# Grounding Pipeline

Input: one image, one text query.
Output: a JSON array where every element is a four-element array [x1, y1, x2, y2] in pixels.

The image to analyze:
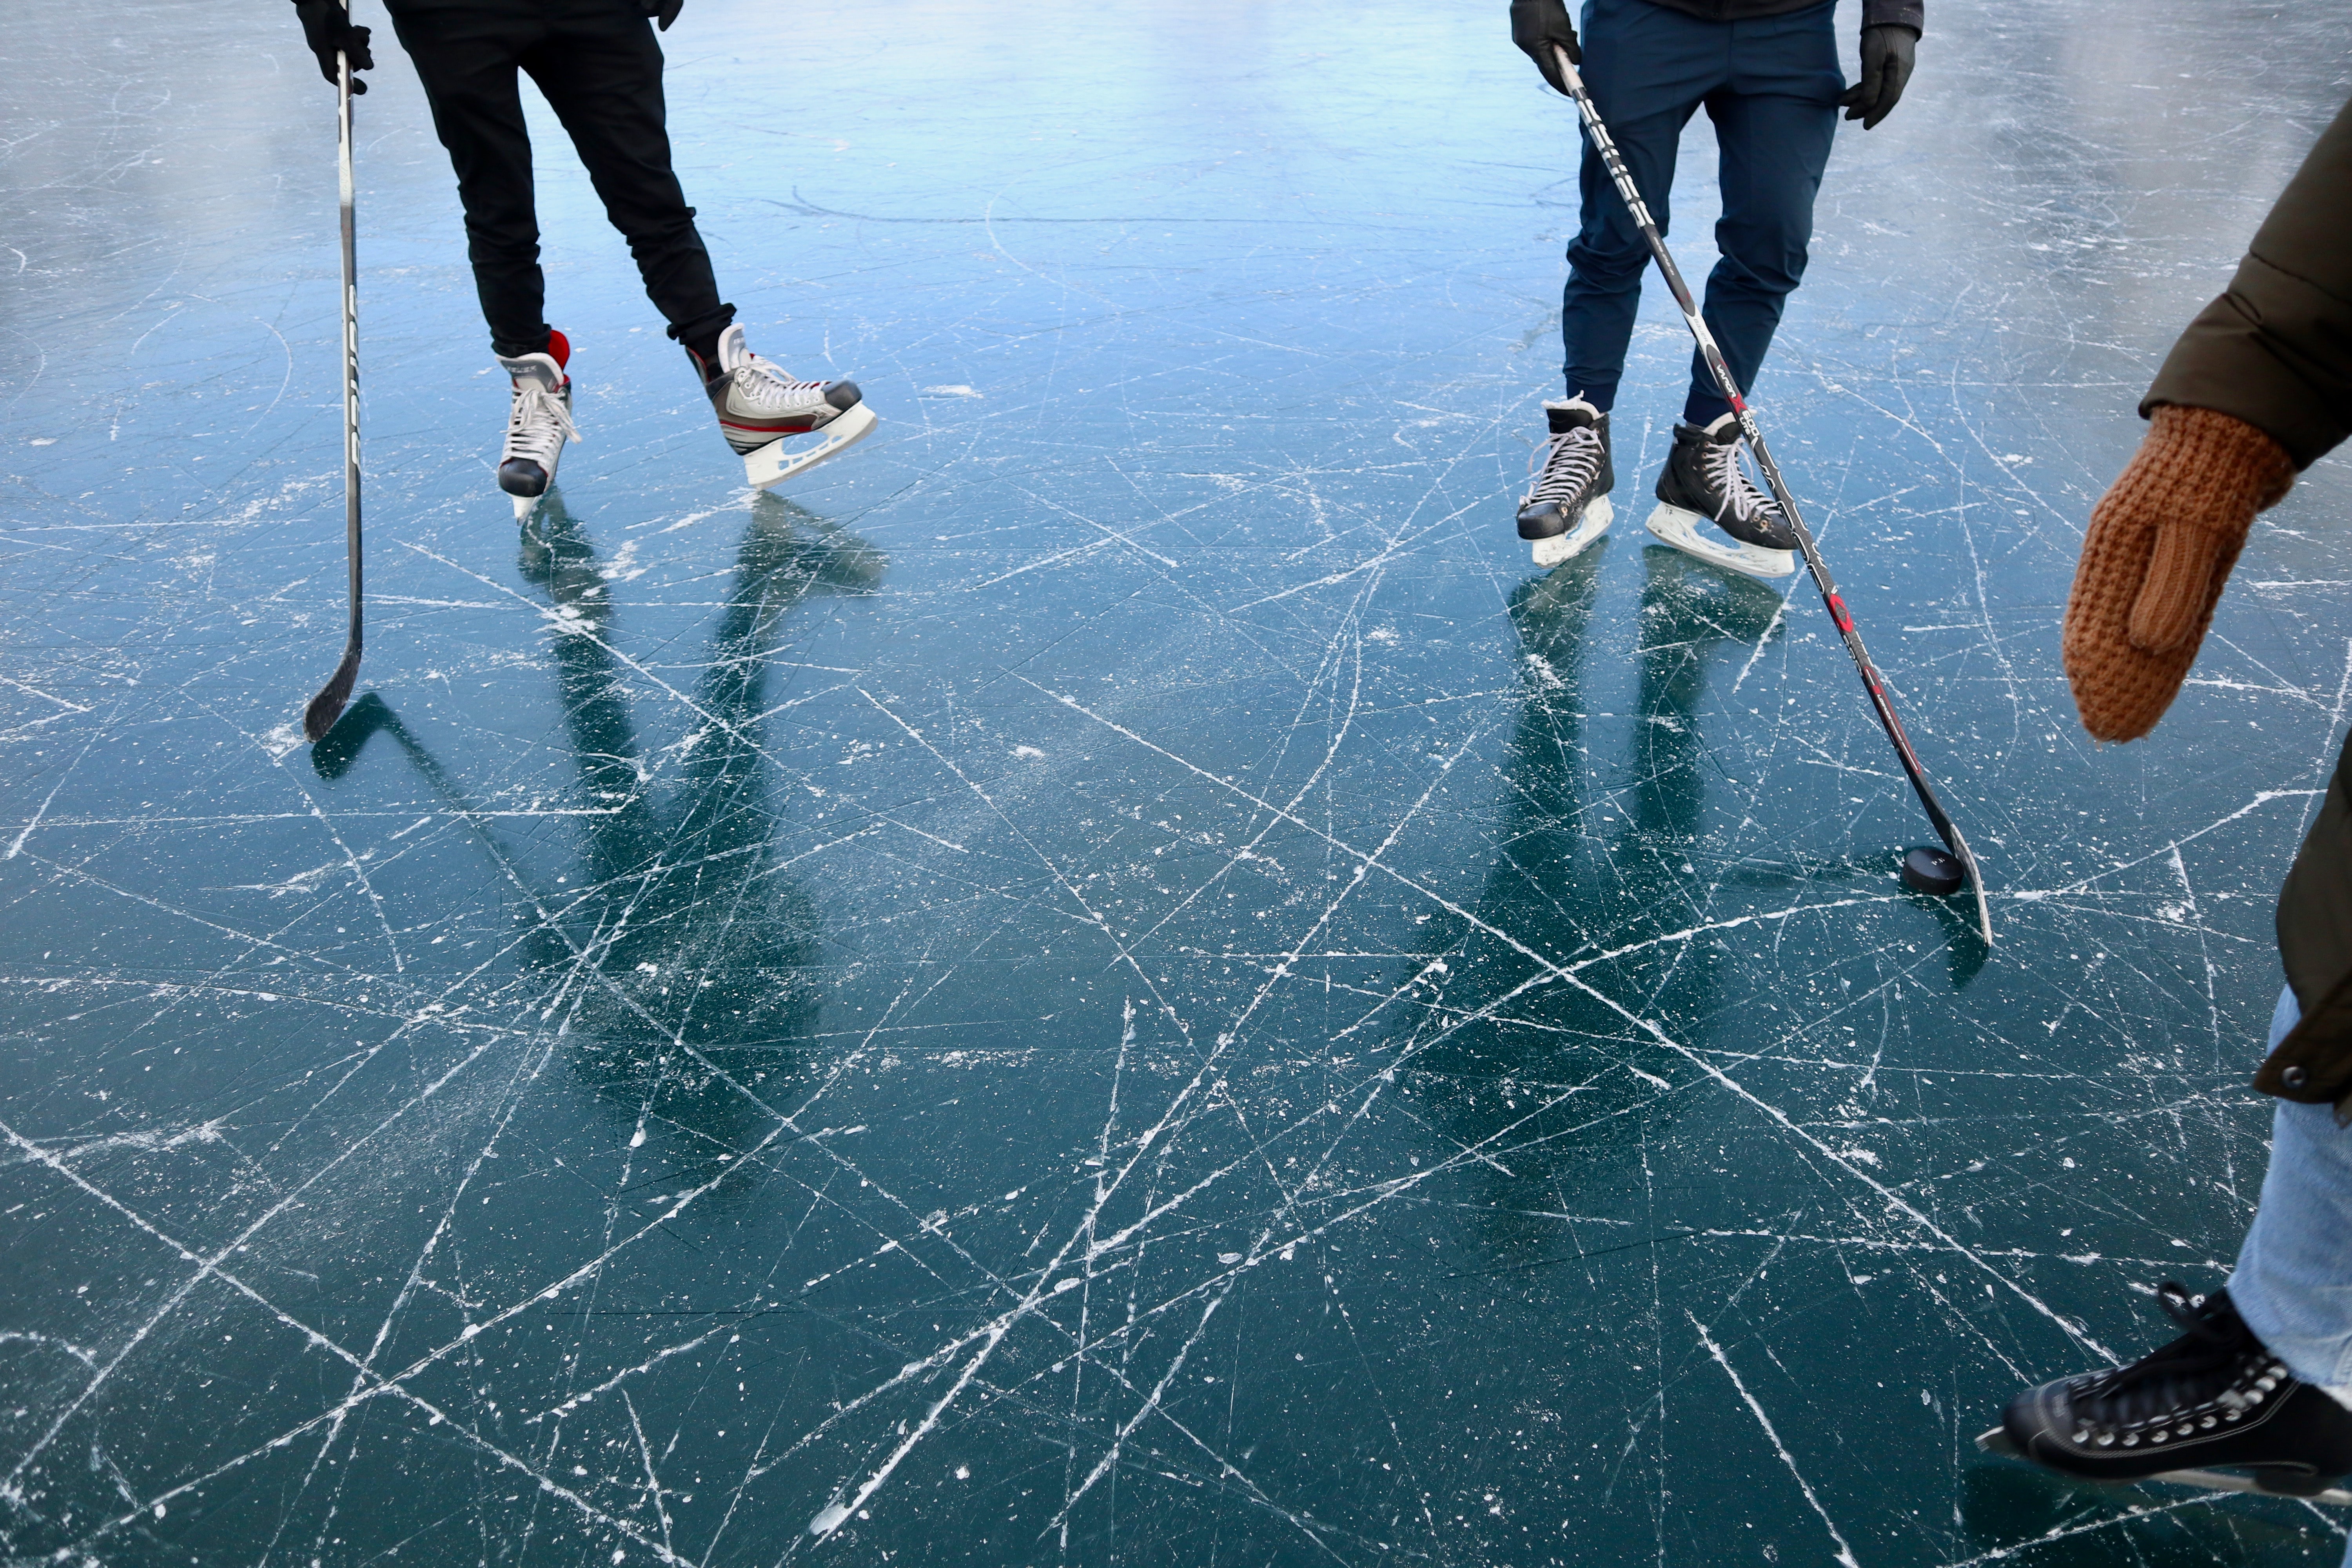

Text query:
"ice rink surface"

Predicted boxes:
[[5, 0, 2352, 1562]]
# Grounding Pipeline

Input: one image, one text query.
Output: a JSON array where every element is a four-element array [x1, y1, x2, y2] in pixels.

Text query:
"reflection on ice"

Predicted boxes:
[[3, 0, 2351, 1563]]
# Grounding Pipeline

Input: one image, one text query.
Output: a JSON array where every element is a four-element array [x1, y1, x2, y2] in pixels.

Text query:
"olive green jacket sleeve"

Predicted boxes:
[[2142, 96, 2352, 471]]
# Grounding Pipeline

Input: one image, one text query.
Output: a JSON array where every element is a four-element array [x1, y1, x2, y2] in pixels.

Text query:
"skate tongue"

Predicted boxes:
[[715, 322, 752, 375], [498, 351, 565, 393], [1543, 396, 1602, 435]]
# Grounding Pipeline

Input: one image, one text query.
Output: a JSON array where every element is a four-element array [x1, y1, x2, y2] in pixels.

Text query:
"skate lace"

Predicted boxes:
[[730, 355, 828, 415], [2080, 1281, 2276, 1429], [1526, 425, 1602, 503], [1703, 434, 1783, 529], [507, 384, 579, 466]]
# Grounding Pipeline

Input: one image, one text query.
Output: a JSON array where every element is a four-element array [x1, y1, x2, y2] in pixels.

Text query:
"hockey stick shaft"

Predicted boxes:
[[1551, 45, 1990, 941], [303, 35, 365, 742]]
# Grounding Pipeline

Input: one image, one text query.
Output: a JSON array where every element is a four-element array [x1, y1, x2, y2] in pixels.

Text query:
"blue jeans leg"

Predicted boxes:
[[2231, 987, 2352, 1407]]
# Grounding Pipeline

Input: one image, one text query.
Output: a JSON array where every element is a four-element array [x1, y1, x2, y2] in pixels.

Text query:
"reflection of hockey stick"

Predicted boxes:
[[1975, 1426, 2352, 1507], [303, 24, 366, 742], [1551, 44, 1992, 944], [312, 694, 556, 919]]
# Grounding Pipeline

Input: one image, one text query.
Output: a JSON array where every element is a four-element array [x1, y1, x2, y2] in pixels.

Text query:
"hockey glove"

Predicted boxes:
[[291, 0, 374, 93], [643, 0, 684, 30], [1510, 0, 1580, 93], [1838, 24, 1916, 129], [2062, 404, 2296, 742]]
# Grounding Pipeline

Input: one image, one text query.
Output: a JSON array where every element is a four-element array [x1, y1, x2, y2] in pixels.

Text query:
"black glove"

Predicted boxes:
[[1839, 24, 1916, 129], [644, 0, 683, 30], [1510, 0, 1580, 94], [292, 0, 374, 93]]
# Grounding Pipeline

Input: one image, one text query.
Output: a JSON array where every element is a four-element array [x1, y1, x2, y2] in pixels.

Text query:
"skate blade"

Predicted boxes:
[[743, 401, 878, 490], [1530, 497, 1613, 569], [1973, 1426, 2352, 1507], [1642, 503, 1795, 581]]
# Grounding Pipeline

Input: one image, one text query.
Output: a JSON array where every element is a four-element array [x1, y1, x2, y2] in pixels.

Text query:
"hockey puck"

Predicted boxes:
[[1899, 846, 1965, 897]]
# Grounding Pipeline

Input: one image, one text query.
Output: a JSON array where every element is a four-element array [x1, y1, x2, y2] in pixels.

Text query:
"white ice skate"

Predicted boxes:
[[496, 332, 578, 520], [1642, 412, 1796, 581], [697, 323, 875, 490]]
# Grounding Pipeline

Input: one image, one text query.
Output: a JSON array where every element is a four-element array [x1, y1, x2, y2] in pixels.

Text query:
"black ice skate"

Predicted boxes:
[[496, 329, 578, 519], [1644, 412, 1797, 581], [687, 323, 876, 491], [1516, 397, 1614, 568], [1982, 1282, 2352, 1502]]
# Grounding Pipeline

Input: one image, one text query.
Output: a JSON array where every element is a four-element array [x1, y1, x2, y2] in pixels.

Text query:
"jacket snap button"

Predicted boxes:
[[2284, 1065, 2311, 1090]]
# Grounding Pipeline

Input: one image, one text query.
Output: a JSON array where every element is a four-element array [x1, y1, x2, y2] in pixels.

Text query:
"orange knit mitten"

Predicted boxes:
[[2061, 404, 2296, 742]]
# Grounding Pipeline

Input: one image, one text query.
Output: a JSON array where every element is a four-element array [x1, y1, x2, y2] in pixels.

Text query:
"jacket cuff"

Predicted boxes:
[[1862, 0, 1923, 33], [2143, 254, 2352, 471]]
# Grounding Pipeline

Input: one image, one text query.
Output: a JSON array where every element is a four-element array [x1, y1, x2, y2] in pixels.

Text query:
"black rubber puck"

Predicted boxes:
[[1900, 846, 1965, 896]]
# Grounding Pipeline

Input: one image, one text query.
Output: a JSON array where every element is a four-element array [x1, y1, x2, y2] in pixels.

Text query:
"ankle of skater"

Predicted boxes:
[[1682, 388, 1734, 431], [672, 304, 740, 388]]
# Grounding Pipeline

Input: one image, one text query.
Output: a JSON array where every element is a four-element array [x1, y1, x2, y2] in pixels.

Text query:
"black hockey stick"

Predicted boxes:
[[303, 29, 365, 742], [1550, 44, 1992, 942]]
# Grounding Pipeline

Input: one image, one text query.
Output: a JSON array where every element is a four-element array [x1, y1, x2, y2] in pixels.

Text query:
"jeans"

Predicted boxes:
[[386, 0, 734, 358], [1559, 0, 1842, 426], [2232, 986, 2352, 1404]]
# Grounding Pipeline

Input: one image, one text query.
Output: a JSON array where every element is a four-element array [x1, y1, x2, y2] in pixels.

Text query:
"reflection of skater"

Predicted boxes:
[[1507, 0, 1918, 575], [1412, 547, 1783, 1125], [315, 494, 883, 1165], [1994, 103, 2352, 1508], [513, 494, 882, 1159], [286, 0, 872, 513]]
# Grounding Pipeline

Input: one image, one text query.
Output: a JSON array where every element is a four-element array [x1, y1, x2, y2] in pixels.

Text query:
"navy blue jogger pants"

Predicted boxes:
[[1561, 0, 1844, 426]]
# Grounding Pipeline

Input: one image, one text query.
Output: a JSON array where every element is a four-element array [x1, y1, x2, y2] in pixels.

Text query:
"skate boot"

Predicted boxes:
[[689, 323, 876, 490], [1517, 397, 1614, 568], [1644, 412, 1797, 581], [1996, 1282, 2352, 1497], [497, 329, 578, 520]]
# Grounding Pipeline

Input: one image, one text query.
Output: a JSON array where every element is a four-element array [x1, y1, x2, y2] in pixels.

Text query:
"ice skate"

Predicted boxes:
[[1984, 1281, 2352, 1501], [691, 323, 875, 490], [496, 330, 578, 520], [1642, 412, 1797, 581], [1517, 396, 1614, 568]]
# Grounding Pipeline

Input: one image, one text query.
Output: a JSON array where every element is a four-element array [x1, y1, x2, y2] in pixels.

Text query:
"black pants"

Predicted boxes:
[[386, 0, 733, 358]]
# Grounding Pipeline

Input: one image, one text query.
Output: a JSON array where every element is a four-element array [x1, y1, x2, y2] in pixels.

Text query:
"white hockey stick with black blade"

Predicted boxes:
[[1551, 44, 1993, 943], [303, 24, 365, 743]]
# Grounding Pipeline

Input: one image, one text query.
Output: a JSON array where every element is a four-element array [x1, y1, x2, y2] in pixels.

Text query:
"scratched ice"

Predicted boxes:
[[5, 0, 2352, 1563]]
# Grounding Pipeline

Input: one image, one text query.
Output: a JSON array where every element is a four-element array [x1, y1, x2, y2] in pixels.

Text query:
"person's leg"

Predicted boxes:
[[1560, 0, 1718, 412], [386, 2, 553, 358], [522, 1, 733, 361], [2232, 985, 2352, 1406], [1682, 0, 1842, 426]]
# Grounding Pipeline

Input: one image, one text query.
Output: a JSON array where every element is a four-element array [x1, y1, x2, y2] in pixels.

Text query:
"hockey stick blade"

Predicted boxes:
[[303, 643, 362, 742], [1551, 43, 1991, 944], [1975, 1426, 2352, 1507]]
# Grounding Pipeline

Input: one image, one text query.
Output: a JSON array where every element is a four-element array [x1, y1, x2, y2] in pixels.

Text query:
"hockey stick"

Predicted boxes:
[[1550, 44, 1992, 943], [302, 28, 365, 743]]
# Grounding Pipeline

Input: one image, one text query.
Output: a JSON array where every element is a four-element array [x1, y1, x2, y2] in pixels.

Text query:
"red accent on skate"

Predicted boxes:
[[546, 328, 571, 370], [722, 416, 824, 438], [1827, 593, 1855, 635]]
